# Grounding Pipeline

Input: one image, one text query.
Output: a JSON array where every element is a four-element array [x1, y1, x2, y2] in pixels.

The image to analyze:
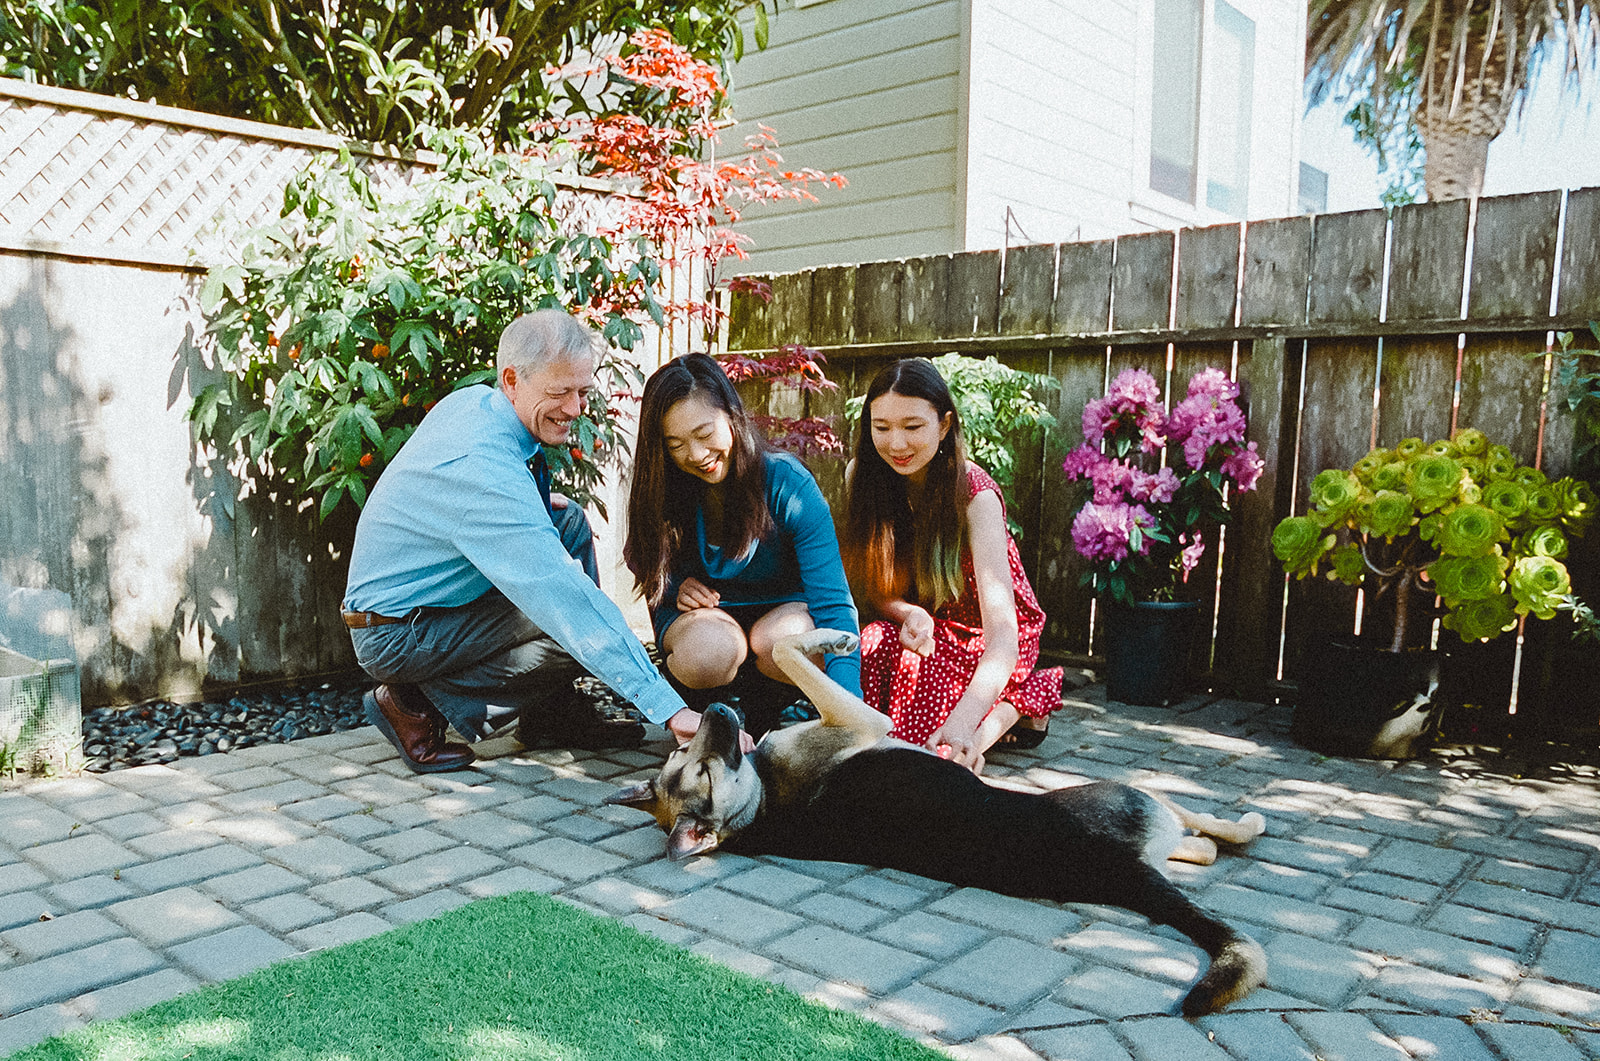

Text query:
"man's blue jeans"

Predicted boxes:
[[349, 502, 598, 740]]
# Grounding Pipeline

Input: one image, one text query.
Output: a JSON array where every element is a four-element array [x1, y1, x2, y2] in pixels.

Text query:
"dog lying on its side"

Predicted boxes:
[[606, 628, 1268, 1016]]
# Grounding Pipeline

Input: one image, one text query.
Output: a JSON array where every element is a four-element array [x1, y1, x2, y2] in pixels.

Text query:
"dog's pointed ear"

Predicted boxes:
[[604, 779, 659, 810], [666, 817, 721, 861]]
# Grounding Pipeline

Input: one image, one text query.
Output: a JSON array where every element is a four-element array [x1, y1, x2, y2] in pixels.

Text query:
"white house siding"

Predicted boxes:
[[963, 0, 1143, 249], [967, 0, 1304, 248], [726, 0, 965, 274]]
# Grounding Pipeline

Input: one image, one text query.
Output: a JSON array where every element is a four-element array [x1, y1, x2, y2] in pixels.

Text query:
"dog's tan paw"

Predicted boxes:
[[1238, 812, 1266, 840], [787, 628, 860, 659]]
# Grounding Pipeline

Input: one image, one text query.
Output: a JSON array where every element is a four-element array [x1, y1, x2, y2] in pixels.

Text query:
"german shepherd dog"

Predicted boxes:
[[606, 629, 1268, 1015]]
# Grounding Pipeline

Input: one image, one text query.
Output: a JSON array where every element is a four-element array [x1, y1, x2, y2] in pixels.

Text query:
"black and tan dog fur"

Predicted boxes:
[[606, 629, 1268, 1015]]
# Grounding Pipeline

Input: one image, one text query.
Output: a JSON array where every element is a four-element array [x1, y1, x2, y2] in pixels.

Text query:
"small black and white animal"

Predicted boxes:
[[607, 628, 1269, 1016]]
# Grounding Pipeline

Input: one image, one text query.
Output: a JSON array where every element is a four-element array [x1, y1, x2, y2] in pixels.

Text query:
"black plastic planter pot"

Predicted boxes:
[[1102, 600, 1199, 707], [1291, 637, 1444, 759]]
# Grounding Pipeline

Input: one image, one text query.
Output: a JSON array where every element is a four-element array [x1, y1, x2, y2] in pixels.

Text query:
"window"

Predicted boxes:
[[1205, 1, 1254, 215], [1146, 0, 1257, 217], [1299, 163, 1329, 215], [1149, 0, 1202, 203]]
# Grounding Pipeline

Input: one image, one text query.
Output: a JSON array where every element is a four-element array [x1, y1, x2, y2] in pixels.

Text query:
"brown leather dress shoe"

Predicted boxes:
[[364, 683, 476, 773]]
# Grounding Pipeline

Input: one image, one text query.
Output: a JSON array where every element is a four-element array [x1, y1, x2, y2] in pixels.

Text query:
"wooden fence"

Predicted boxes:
[[726, 189, 1600, 739]]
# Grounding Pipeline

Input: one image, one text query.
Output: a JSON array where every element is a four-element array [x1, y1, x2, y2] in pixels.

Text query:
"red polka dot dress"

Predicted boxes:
[[860, 463, 1064, 746]]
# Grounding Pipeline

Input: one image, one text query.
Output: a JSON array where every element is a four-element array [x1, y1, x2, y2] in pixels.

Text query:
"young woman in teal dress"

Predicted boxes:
[[624, 353, 861, 738]]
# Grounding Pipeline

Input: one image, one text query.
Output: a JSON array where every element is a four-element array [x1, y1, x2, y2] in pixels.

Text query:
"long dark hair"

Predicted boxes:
[[843, 359, 969, 611], [624, 353, 773, 608]]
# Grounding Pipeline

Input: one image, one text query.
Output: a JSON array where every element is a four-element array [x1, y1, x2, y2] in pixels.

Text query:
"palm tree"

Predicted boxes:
[[1307, 1, 1600, 201]]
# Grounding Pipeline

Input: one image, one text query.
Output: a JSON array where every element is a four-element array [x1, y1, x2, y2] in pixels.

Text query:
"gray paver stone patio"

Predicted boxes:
[[266, 836, 386, 879], [70, 969, 200, 1021], [766, 923, 933, 994], [5, 690, 1600, 1061], [286, 912, 392, 951], [169, 925, 299, 980], [1285, 1011, 1411, 1060], [1476, 1022, 1588, 1061], [654, 887, 806, 947], [107, 887, 244, 946], [922, 936, 1080, 1008], [1018, 1021, 1134, 1060], [1, 909, 124, 960], [1051, 965, 1186, 1019], [1366, 1014, 1499, 1060], [118, 844, 264, 891], [1199, 1011, 1320, 1061], [870, 983, 1003, 1042], [0, 937, 163, 1013], [22, 835, 138, 879], [1118, 1015, 1232, 1060]]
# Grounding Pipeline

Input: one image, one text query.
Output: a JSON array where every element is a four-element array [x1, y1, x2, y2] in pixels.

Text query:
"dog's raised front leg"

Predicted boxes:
[[771, 630, 890, 739]]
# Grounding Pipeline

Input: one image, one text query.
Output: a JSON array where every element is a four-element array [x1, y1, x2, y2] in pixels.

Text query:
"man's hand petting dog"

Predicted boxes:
[[666, 705, 756, 753]]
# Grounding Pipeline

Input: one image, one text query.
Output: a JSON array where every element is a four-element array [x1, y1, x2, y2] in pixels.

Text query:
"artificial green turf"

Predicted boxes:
[[16, 892, 943, 1061]]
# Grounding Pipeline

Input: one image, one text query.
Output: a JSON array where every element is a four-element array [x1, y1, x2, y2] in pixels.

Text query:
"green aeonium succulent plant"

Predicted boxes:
[[1273, 431, 1596, 648]]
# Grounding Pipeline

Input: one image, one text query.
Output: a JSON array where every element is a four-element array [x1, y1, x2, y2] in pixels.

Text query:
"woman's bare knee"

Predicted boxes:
[[664, 613, 746, 688]]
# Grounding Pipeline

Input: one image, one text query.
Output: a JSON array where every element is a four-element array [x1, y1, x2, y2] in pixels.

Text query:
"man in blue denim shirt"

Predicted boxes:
[[343, 311, 701, 772]]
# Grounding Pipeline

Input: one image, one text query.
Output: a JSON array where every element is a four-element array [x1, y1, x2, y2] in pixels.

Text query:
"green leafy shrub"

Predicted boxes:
[[1274, 429, 1596, 647], [190, 126, 656, 520]]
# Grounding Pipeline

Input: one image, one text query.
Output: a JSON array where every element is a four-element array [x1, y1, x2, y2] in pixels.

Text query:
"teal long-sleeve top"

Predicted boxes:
[[343, 384, 685, 725], [654, 451, 862, 697]]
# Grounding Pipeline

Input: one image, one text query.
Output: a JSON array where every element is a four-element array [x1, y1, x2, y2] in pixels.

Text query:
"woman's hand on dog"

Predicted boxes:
[[897, 606, 936, 657], [925, 718, 981, 771], [676, 576, 722, 612]]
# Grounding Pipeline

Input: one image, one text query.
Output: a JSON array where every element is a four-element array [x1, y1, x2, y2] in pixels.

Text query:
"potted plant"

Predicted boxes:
[[1061, 367, 1264, 705], [1273, 430, 1596, 757]]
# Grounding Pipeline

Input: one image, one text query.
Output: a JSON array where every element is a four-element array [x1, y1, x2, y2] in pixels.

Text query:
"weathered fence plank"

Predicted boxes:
[[811, 265, 856, 347], [1386, 200, 1469, 322], [769, 270, 814, 348], [900, 255, 948, 343], [1309, 209, 1387, 324], [1376, 336, 1458, 446], [1054, 239, 1114, 333], [1281, 337, 1379, 678], [944, 250, 1001, 337], [853, 260, 901, 345], [1456, 333, 1548, 459], [727, 275, 774, 351], [1111, 231, 1175, 332], [1170, 341, 1238, 680], [1004, 349, 1053, 588], [1241, 216, 1311, 326], [1468, 191, 1562, 320], [1557, 186, 1600, 319], [1036, 347, 1106, 654], [1213, 337, 1300, 697], [1000, 243, 1056, 336], [1176, 223, 1241, 330]]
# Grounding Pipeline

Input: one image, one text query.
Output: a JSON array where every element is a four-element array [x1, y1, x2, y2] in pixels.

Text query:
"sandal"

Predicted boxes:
[[997, 718, 1048, 750]]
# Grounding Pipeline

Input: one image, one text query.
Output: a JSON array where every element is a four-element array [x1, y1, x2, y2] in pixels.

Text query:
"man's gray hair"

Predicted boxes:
[[497, 310, 601, 375]]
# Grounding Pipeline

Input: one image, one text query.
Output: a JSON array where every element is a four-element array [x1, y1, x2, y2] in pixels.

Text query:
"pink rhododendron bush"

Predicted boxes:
[[1062, 367, 1263, 604]]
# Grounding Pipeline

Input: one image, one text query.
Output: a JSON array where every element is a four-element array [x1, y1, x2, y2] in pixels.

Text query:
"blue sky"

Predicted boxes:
[[1300, 70, 1600, 211]]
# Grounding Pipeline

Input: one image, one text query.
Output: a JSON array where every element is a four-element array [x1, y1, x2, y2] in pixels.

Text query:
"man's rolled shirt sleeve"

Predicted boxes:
[[447, 453, 685, 725]]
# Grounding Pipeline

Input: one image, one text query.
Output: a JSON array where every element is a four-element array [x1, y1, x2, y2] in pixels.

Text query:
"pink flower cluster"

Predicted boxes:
[[1165, 367, 1257, 480], [1062, 366, 1264, 594], [1071, 502, 1158, 563], [1082, 368, 1165, 453]]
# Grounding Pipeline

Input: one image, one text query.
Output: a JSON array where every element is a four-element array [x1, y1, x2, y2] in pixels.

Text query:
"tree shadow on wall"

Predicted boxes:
[[169, 291, 358, 693], [0, 254, 128, 703]]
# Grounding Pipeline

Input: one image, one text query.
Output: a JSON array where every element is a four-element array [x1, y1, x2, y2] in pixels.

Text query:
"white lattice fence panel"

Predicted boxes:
[[0, 89, 425, 269]]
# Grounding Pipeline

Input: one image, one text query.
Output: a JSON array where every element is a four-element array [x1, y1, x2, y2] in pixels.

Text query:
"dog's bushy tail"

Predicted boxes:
[[1123, 867, 1266, 1016]]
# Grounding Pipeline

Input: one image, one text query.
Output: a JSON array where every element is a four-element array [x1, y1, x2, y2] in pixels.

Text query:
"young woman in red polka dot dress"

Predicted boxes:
[[841, 359, 1063, 774]]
